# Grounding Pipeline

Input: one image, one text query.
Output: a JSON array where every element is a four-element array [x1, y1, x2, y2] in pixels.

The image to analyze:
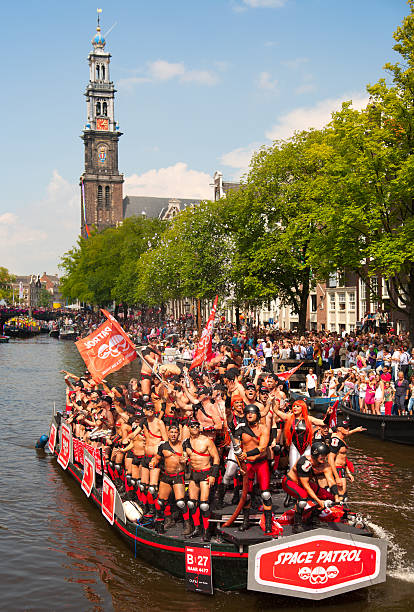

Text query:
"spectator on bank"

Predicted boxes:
[[306, 368, 317, 397]]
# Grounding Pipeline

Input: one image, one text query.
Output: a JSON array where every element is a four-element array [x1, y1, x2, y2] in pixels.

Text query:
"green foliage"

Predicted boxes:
[[0, 267, 16, 303], [38, 287, 52, 308]]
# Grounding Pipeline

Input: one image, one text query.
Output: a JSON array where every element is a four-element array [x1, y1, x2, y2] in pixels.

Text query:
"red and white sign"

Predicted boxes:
[[248, 529, 387, 600], [185, 544, 213, 594], [81, 451, 95, 497], [189, 296, 218, 370], [101, 474, 116, 525], [75, 309, 137, 383], [72, 438, 103, 475], [48, 423, 57, 454], [57, 423, 72, 470]]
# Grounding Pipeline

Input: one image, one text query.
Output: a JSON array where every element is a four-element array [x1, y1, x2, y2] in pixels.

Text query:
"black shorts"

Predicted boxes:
[[160, 471, 185, 486], [141, 455, 154, 469], [337, 466, 346, 478], [132, 454, 144, 467], [141, 373, 152, 381], [190, 468, 211, 484], [126, 450, 134, 460]]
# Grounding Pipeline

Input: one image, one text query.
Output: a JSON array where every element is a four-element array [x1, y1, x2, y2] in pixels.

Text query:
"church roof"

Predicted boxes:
[[123, 196, 202, 220]]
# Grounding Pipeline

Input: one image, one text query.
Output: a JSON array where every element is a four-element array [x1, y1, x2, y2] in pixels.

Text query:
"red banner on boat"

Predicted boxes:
[[81, 451, 95, 497], [57, 423, 72, 470], [277, 362, 304, 381], [48, 423, 57, 454], [329, 399, 339, 428], [102, 475, 116, 525], [75, 309, 137, 383], [72, 438, 103, 475], [185, 544, 213, 594], [247, 529, 387, 599], [189, 296, 218, 371]]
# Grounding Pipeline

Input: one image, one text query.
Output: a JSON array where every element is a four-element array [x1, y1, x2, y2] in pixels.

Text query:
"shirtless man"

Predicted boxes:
[[149, 425, 190, 534], [328, 418, 364, 500], [234, 404, 272, 534], [122, 416, 146, 502], [282, 442, 338, 524], [136, 402, 168, 517], [183, 419, 220, 541], [139, 337, 161, 398]]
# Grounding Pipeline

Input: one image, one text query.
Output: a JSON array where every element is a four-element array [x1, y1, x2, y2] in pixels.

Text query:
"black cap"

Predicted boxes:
[[101, 395, 112, 405], [311, 441, 329, 457], [244, 404, 261, 419], [339, 418, 350, 429], [245, 382, 256, 390], [143, 401, 155, 411], [197, 385, 211, 396], [188, 418, 200, 427]]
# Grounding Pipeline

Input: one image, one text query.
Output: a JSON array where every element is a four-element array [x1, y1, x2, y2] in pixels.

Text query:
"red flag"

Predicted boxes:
[[75, 309, 137, 382], [329, 399, 339, 428], [277, 362, 304, 381], [189, 296, 218, 370]]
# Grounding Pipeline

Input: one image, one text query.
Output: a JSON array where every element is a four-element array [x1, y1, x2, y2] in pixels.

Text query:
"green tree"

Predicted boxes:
[[225, 129, 332, 332], [0, 267, 15, 303], [312, 3, 414, 336], [38, 287, 52, 308]]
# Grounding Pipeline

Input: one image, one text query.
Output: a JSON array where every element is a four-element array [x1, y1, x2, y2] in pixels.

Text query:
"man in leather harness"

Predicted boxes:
[[234, 404, 273, 534]]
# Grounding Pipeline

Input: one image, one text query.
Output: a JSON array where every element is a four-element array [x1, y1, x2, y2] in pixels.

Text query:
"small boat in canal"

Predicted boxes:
[[290, 389, 339, 415], [3, 316, 42, 338], [45, 414, 387, 600], [0, 335, 10, 343], [339, 400, 414, 445], [58, 325, 77, 340]]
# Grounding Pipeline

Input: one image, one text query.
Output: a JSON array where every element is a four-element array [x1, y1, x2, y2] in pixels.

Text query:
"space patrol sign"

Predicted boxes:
[[247, 529, 387, 600]]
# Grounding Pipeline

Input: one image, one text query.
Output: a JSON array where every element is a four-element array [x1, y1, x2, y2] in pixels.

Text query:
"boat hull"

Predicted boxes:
[[340, 403, 414, 445]]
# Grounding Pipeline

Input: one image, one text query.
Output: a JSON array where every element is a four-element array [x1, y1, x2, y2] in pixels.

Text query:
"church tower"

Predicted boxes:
[[80, 11, 124, 237]]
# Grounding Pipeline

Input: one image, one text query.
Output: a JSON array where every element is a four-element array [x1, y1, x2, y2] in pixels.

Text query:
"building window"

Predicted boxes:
[[371, 276, 378, 310], [105, 186, 111, 209], [382, 278, 389, 299], [311, 294, 317, 312], [101, 65, 105, 80], [329, 294, 336, 312], [349, 292, 355, 311], [328, 272, 337, 288], [96, 65, 100, 80], [96, 101, 101, 116], [330, 323, 336, 332], [359, 278, 367, 317], [338, 293, 346, 311], [102, 102, 107, 116], [97, 185, 103, 209], [350, 323, 355, 332]]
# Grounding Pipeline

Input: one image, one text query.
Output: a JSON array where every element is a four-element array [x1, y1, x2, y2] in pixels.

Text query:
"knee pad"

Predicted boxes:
[[199, 502, 210, 514], [176, 498, 186, 511], [108, 461, 114, 469], [142, 394, 150, 402], [126, 473, 132, 485], [157, 498, 165, 510], [139, 482, 145, 492], [148, 485, 158, 497], [298, 500, 307, 510], [187, 499, 198, 511], [273, 444, 281, 454], [261, 490, 272, 502], [130, 478, 136, 488], [114, 463, 122, 473]]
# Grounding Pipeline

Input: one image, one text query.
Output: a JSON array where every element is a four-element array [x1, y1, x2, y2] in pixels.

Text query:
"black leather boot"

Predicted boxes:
[[239, 507, 250, 531]]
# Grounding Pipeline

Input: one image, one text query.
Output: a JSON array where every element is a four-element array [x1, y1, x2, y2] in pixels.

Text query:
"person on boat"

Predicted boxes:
[[121, 414, 146, 502], [139, 336, 161, 399], [234, 404, 273, 535], [149, 424, 190, 535], [393, 370, 409, 415], [183, 418, 220, 541], [281, 442, 337, 524], [383, 381, 394, 416], [328, 418, 366, 492], [185, 385, 223, 440], [216, 395, 246, 508], [273, 399, 327, 469], [134, 401, 168, 517]]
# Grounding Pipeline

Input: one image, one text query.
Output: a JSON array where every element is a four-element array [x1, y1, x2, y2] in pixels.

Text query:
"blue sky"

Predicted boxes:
[[0, 0, 408, 274]]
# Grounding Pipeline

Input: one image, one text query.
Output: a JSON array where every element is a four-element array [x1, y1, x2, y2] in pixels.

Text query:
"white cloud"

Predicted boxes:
[[281, 57, 309, 70], [124, 163, 212, 199], [242, 0, 287, 7], [295, 83, 316, 94], [258, 71, 278, 91], [0, 171, 78, 274], [149, 60, 185, 80], [220, 93, 369, 176], [119, 60, 218, 89], [266, 94, 369, 140]]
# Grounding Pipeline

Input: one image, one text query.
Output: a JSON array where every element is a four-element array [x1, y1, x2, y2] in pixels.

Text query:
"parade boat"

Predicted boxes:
[[0, 335, 10, 343], [49, 328, 60, 339], [290, 390, 339, 416], [3, 316, 42, 338], [46, 414, 387, 599], [58, 325, 77, 340], [339, 401, 414, 445]]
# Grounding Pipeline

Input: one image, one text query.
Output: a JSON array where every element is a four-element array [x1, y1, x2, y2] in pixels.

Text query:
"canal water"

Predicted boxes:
[[1, 336, 414, 611]]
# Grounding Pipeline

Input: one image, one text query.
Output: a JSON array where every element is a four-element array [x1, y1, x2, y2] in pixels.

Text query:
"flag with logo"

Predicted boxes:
[[329, 399, 339, 428], [277, 362, 304, 381], [75, 309, 137, 382], [189, 295, 218, 370]]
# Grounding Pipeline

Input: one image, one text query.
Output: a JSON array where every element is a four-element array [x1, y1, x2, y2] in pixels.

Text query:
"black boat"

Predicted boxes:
[[339, 402, 414, 445], [45, 415, 387, 599]]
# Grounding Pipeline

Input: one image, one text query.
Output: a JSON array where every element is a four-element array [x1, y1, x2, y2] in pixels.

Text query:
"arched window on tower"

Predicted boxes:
[[102, 102, 107, 116], [105, 186, 111, 209], [96, 101, 101, 116], [97, 185, 103, 209], [96, 65, 100, 80], [101, 65, 105, 80]]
